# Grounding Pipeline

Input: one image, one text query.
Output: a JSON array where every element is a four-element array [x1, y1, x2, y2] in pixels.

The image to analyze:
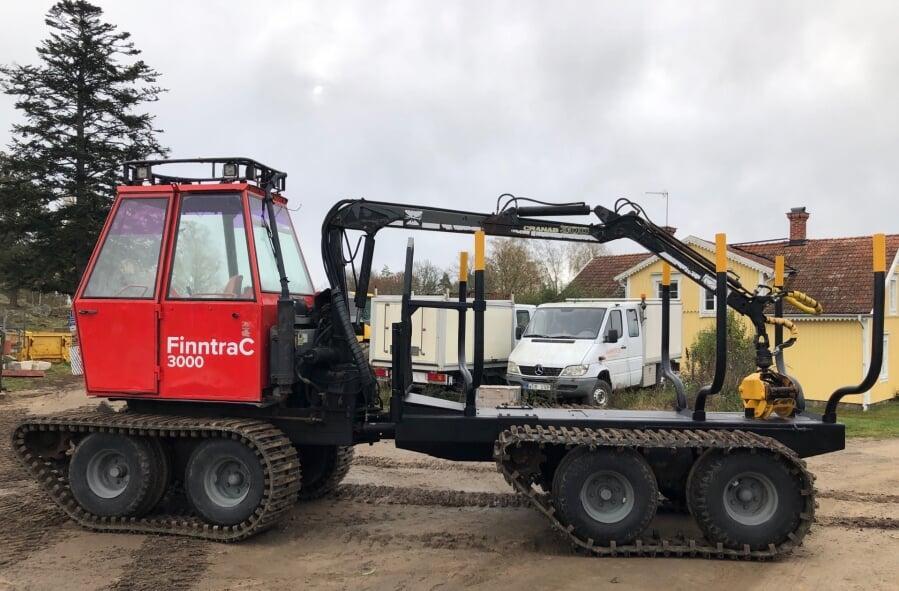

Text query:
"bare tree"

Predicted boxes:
[[486, 238, 540, 298], [531, 240, 567, 296], [412, 260, 442, 294], [565, 242, 609, 277]]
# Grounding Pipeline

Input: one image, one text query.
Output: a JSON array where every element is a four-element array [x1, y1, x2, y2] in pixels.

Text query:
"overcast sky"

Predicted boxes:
[[2, 1, 898, 288]]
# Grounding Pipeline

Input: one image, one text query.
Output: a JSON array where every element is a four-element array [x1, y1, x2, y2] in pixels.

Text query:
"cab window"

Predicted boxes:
[[251, 198, 314, 294], [83, 198, 168, 299], [168, 193, 254, 299], [626, 309, 640, 337], [605, 309, 623, 342]]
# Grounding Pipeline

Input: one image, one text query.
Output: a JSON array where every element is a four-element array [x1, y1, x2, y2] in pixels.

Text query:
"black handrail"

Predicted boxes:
[[824, 237, 886, 422], [693, 242, 728, 421], [457, 271, 475, 416], [660, 279, 687, 410]]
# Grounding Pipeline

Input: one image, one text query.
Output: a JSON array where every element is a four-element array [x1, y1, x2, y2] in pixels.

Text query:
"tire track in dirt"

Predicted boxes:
[[818, 489, 899, 504], [817, 516, 899, 530], [335, 483, 528, 508], [353, 456, 496, 473], [105, 536, 211, 591], [0, 408, 69, 569]]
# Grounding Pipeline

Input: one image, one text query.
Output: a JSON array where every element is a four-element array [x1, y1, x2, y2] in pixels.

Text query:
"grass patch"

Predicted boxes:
[[1, 361, 80, 393], [806, 399, 899, 439]]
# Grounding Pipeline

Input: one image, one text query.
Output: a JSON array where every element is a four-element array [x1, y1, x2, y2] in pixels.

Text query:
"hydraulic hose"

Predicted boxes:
[[785, 291, 823, 315]]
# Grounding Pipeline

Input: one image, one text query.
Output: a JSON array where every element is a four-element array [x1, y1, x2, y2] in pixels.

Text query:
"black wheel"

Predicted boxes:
[[551, 447, 658, 545], [296, 445, 354, 501], [584, 379, 612, 407], [137, 438, 171, 514], [69, 433, 154, 517], [185, 439, 265, 526], [687, 450, 803, 550]]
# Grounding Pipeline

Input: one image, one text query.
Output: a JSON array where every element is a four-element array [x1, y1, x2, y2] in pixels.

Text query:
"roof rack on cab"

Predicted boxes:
[[123, 157, 287, 191]]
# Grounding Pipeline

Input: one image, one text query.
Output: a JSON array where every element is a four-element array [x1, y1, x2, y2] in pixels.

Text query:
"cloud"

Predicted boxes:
[[2, 0, 898, 288]]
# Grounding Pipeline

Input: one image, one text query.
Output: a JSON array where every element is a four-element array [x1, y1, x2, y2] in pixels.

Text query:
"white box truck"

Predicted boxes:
[[506, 298, 682, 406], [369, 294, 534, 387]]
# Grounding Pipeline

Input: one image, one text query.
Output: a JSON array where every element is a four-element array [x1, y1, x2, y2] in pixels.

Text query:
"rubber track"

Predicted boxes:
[[298, 446, 355, 501], [494, 425, 815, 560], [12, 410, 300, 542]]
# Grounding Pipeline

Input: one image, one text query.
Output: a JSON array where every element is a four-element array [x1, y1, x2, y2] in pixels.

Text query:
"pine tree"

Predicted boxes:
[[0, 152, 46, 306], [0, 0, 167, 293]]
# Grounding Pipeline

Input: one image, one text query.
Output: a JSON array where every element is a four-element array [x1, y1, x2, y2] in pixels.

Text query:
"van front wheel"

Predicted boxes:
[[585, 379, 612, 408]]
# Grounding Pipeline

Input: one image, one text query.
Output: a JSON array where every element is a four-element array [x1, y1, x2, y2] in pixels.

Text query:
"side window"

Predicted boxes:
[[702, 288, 716, 312], [626, 309, 640, 337], [83, 198, 168, 299], [516, 309, 531, 330], [168, 193, 254, 299], [251, 198, 315, 294], [605, 310, 623, 342]]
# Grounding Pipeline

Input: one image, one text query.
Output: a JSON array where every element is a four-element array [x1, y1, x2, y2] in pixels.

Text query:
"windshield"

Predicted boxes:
[[252, 198, 314, 294], [523, 307, 607, 339]]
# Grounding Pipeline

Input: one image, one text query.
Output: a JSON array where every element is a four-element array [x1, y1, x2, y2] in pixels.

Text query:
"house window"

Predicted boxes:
[[652, 275, 679, 300], [881, 335, 889, 381], [890, 278, 897, 315], [702, 288, 716, 314]]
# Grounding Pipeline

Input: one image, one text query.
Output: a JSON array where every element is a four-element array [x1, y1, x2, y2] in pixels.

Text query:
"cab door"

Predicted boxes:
[[600, 308, 630, 388], [157, 190, 262, 402], [75, 194, 172, 394], [624, 307, 645, 386]]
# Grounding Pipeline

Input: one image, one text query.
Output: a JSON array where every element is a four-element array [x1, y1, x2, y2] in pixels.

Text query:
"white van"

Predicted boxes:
[[506, 299, 682, 406]]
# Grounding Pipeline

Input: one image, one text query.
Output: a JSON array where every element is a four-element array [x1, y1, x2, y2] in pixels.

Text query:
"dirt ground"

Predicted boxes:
[[0, 386, 897, 591]]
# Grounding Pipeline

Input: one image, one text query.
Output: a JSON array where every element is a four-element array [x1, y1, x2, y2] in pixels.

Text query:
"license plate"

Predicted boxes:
[[527, 382, 552, 391]]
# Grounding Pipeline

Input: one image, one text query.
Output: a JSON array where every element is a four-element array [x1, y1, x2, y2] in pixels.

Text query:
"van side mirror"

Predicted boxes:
[[603, 328, 619, 343], [515, 326, 525, 339]]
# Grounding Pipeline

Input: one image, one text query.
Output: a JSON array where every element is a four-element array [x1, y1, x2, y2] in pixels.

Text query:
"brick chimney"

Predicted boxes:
[[661, 226, 677, 235], [786, 207, 809, 244]]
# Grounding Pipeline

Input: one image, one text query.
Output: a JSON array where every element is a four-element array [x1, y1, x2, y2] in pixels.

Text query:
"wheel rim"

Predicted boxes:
[[724, 471, 779, 526], [579, 470, 635, 523], [204, 457, 252, 508], [85, 449, 131, 499], [592, 386, 609, 407]]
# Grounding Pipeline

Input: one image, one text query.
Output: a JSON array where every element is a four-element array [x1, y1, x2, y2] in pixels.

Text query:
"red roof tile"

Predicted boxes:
[[735, 236, 899, 314], [568, 253, 648, 298], [571, 235, 898, 315]]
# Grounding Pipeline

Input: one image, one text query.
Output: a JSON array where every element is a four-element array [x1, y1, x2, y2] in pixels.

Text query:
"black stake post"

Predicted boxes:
[[470, 231, 486, 415], [693, 233, 728, 421], [457, 251, 476, 417], [824, 234, 886, 423], [660, 263, 687, 410], [391, 238, 416, 422]]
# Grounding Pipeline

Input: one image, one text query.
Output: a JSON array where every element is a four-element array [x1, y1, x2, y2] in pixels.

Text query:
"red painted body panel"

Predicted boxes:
[[73, 182, 313, 403], [158, 300, 262, 401]]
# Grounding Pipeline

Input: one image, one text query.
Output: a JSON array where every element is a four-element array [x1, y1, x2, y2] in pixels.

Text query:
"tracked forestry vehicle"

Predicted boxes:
[[13, 158, 886, 557]]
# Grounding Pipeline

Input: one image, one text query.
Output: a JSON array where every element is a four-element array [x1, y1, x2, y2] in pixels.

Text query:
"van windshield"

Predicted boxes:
[[523, 307, 607, 339]]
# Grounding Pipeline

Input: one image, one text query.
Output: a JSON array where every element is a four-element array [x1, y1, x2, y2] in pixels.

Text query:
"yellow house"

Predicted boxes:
[[569, 208, 899, 407]]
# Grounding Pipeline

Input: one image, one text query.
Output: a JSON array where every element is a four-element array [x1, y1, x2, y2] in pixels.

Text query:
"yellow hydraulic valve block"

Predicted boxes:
[[739, 371, 799, 419]]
